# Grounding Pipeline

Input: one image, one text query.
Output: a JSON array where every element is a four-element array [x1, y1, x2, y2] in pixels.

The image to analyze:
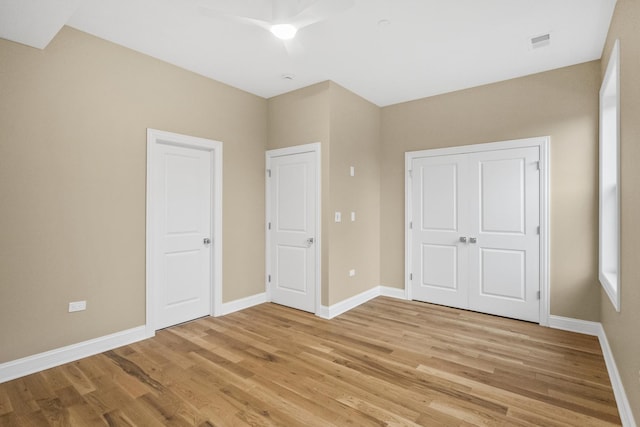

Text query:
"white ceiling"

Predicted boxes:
[[1, 0, 617, 106]]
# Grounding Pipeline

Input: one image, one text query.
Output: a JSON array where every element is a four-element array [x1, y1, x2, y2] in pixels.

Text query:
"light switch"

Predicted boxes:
[[351, 211, 356, 222], [350, 166, 355, 177], [335, 212, 341, 222]]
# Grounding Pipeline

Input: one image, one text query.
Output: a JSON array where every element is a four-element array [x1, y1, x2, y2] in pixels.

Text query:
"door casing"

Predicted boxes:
[[265, 142, 322, 315], [405, 137, 550, 326], [146, 128, 223, 335]]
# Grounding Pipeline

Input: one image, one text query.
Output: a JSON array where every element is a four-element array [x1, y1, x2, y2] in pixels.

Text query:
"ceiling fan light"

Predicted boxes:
[[270, 24, 297, 40]]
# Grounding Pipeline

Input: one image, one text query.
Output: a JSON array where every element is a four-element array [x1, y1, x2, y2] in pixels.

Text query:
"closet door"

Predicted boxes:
[[411, 154, 469, 309], [409, 145, 541, 323], [467, 147, 540, 322]]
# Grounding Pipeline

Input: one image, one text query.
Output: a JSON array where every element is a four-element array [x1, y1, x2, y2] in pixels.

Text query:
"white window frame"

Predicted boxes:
[[599, 39, 621, 312]]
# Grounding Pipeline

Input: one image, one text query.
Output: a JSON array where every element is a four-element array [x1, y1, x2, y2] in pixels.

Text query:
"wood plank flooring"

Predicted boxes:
[[0, 297, 621, 426]]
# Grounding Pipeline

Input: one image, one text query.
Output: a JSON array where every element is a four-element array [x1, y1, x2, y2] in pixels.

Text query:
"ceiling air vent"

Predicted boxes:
[[530, 33, 551, 49]]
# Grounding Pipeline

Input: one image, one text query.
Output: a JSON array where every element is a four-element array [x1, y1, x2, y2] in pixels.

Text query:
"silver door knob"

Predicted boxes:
[[459, 237, 467, 243], [306, 237, 314, 247], [203, 238, 211, 245], [469, 237, 477, 244]]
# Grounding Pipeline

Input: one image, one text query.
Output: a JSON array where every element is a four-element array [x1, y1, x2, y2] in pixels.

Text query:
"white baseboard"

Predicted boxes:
[[218, 292, 267, 316], [597, 324, 637, 427], [547, 315, 601, 336], [548, 315, 636, 427], [380, 285, 407, 299], [0, 326, 151, 384], [317, 285, 408, 319], [0, 292, 268, 384], [318, 287, 381, 319]]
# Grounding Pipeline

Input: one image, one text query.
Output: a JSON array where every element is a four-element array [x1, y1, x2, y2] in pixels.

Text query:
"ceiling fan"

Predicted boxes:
[[199, 0, 355, 40]]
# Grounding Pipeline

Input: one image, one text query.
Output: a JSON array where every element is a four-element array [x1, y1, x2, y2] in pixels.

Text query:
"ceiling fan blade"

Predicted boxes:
[[271, 0, 306, 23], [198, 3, 272, 31], [290, 0, 355, 29], [199, 0, 354, 36], [198, 0, 271, 23]]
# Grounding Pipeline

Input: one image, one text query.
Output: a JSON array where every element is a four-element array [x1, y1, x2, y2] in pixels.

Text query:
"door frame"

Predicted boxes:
[[265, 142, 322, 315], [146, 128, 223, 335], [405, 136, 550, 326]]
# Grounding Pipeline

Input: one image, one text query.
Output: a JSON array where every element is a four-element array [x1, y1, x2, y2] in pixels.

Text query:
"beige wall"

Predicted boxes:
[[0, 27, 267, 363], [381, 61, 602, 321], [267, 82, 381, 306], [600, 0, 640, 418], [328, 83, 381, 305]]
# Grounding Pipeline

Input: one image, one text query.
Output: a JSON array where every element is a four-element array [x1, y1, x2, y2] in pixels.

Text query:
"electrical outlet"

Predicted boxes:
[[351, 211, 356, 222], [350, 166, 355, 177], [68, 300, 87, 312], [349, 269, 356, 277]]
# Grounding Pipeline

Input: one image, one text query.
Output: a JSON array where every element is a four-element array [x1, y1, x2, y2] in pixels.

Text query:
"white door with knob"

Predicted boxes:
[[147, 129, 222, 332], [155, 143, 212, 329], [266, 144, 319, 313], [408, 140, 544, 323]]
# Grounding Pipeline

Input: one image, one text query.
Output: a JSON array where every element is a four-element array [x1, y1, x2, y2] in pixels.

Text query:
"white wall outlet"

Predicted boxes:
[[68, 300, 87, 312], [335, 211, 341, 222], [349, 269, 356, 277], [351, 211, 356, 222], [350, 166, 355, 177]]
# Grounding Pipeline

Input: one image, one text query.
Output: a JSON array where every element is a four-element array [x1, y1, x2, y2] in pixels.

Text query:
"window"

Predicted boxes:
[[599, 39, 620, 311]]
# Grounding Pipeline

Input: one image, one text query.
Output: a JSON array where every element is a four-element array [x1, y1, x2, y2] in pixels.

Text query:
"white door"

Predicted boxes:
[[155, 143, 212, 329], [267, 148, 318, 313], [410, 154, 469, 309], [411, 146, 540, 322], [467, 147, 540, 321]]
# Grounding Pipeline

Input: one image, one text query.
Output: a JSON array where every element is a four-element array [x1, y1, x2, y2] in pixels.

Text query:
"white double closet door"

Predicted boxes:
[[410, 145, 541, 322]]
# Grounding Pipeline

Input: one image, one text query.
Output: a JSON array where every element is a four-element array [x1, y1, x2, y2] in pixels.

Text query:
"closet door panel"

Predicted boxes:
[[467, 147, 540, 322], [411, 155, 469, 309]]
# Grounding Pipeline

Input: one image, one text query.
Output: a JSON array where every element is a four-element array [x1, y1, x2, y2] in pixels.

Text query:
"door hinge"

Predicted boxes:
[[535, 161, 540, 171], [268, 274, 271, 283], [409, 221, 413, 229], [537, 290, 540, 300], [536, 225, 540, 235], [408, 169, 413, 178], [267, 169, 271, 177], [268, 222, 271, 230], [409, 273, 413, 280]]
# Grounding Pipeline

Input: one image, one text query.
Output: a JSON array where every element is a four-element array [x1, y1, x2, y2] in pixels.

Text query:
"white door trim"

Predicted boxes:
[[265, 142, 321, 315], [146, 128, 223, 336], [405, 136, 550, 326]]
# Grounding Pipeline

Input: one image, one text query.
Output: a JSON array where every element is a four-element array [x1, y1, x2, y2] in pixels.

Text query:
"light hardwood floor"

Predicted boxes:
[[0, 297, 621, 426]]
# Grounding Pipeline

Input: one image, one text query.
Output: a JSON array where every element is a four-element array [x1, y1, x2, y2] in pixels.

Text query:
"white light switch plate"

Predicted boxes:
[[335, 212, 341, 222], [68, 300, 87, 312]]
